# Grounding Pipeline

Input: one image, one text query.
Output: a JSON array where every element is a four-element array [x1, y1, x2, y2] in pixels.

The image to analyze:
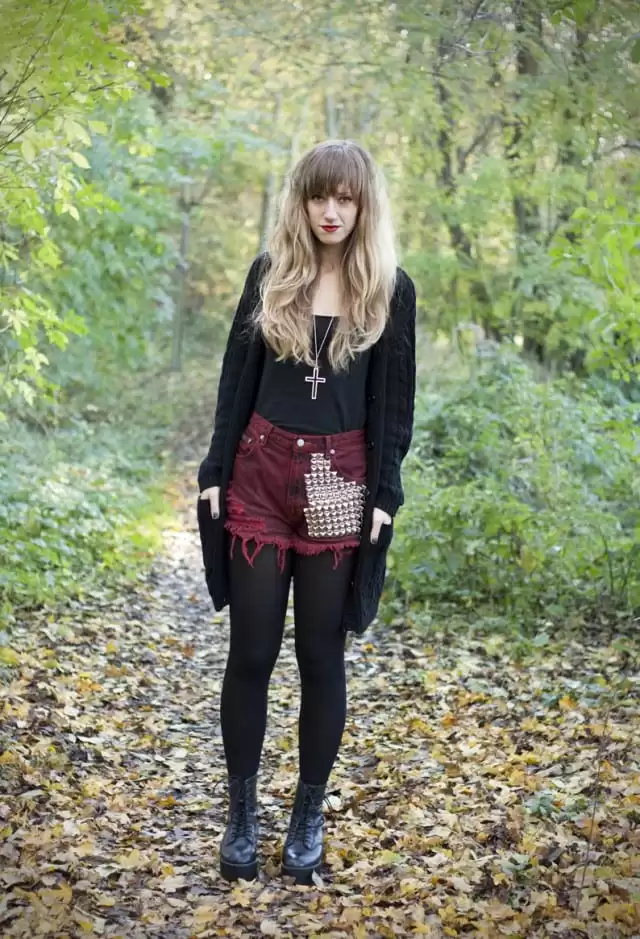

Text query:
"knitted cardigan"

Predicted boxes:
[[197, 252, 416, 636]]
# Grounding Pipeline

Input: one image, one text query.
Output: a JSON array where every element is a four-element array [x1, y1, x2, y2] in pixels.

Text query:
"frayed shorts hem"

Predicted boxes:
[[225, 522, 360, 574]]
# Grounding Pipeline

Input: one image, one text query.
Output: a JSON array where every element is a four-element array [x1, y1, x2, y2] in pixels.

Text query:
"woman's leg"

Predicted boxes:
[[291, 549, 356, 785], [221, 541, 293, 778]]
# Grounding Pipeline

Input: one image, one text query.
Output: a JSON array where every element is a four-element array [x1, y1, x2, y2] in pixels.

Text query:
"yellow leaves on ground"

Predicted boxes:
[[0, 482, 637, 938], [0, 646, 21, 666]]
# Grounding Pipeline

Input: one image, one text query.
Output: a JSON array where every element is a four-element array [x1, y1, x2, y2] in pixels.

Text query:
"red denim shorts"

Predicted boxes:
[[224, 411, 368, 572]]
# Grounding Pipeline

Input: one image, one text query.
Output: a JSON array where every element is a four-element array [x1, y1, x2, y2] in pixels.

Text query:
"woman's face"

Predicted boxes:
[[306, 185, 359, 248]]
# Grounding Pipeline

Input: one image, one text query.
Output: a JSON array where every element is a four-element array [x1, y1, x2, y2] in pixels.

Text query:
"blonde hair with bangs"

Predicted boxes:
[[253, 139, 398, 372]]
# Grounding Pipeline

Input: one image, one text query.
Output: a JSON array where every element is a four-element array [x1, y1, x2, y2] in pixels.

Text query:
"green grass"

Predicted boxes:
[[0, 378, 180, 628]]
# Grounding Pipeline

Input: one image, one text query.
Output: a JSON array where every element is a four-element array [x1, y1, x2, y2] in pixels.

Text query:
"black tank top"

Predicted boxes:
[[254, 315, 371, 434]]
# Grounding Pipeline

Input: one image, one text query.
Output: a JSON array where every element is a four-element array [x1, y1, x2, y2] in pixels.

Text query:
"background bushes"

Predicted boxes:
[[385, 350, 639, 628]]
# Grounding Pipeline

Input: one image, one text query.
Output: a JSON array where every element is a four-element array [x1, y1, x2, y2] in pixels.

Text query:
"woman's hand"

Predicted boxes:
[[199, 487, 390, 538], [199, 486, 220, 519], [370, 507, 392, 544]]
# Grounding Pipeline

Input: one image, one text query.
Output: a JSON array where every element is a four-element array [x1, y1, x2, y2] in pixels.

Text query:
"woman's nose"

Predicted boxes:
[[325, 197, 338, 213]]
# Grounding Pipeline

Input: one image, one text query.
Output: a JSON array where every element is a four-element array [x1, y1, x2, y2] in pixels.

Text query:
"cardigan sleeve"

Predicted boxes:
[[197, 254, 265, 492], [374, 271, 417, 517]]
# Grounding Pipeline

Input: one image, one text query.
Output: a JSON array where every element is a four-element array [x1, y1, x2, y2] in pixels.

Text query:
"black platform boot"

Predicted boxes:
[[281, 777, 327, 884], [219, 772, 259, 882]]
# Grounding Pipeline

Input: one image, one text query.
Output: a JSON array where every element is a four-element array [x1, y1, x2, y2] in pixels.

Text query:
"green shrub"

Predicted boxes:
[[386, 348, 639, 627], [0, 417, 171, 621]]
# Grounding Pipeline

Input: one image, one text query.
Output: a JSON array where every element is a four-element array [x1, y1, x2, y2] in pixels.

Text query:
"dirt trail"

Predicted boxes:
[[0, 463, 636, 938]]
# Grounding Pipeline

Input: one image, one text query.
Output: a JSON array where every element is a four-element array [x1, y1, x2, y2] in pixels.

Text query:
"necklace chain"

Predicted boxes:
[[312, 315, 334, 365], [306, 316, 334, 400]]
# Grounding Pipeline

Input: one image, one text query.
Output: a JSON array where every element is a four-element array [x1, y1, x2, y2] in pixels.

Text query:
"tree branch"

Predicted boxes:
[[457, 114, 500, 172], [0, 0, 73, 131]]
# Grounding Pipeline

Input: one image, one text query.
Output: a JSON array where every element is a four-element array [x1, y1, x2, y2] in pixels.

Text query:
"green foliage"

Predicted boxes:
[[386, 350, 639, 627], [0, 0, 139, 137], [0, 415, 170, 619], [0, 0, 141, 416], [548, 199, 640, 380], [38, 97, 183, 397]]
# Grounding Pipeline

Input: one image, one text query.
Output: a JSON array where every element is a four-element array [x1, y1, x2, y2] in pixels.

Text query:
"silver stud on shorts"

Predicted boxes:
[[303, 452, 366, 539]]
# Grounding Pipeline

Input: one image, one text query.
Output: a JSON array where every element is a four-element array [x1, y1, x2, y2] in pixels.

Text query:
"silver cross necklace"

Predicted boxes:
[[305, 315, 335, 400]]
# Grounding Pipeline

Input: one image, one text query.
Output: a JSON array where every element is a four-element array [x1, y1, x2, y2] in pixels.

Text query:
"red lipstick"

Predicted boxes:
[[321, 225, 339, 232]]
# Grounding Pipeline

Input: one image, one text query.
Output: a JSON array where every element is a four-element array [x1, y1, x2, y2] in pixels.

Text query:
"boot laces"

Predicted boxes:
[[213, 777, 255, 840], [230, 792, 253, 839], [294, 789, 330, 848]]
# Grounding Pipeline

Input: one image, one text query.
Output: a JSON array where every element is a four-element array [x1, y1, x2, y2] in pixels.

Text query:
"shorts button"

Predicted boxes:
[[329, 448, 335, 454], [297, 438, 305, 447], [259, 433, 265, 440]]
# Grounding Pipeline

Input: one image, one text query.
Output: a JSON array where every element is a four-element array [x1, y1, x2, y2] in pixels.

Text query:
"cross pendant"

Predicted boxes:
[[305, 365, 326, 400]]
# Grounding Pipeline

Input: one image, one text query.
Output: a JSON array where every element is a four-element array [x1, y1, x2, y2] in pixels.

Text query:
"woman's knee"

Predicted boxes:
[[295, 640, 345, 684], [226, 643, 279, 683]]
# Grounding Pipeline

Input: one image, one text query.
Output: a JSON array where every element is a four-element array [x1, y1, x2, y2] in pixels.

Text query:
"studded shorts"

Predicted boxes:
[[224, 411, 368, 572]]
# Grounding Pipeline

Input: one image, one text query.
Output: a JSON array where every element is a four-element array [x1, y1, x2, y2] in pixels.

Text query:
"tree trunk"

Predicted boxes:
[[325, 90, 338, 137], [557, 20, 591, 375], [170, 183, 191, 372], [289, 95, 309, 169], [506, 0, 544, 362], [434, 36, 492, 321], [259, 91, 284, 252]]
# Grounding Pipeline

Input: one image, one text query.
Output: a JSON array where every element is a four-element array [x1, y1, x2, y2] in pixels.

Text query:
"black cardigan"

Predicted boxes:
[[197, 252, 416, 636]]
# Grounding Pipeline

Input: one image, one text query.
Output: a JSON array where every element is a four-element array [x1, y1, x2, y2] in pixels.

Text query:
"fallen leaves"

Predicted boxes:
[[0, 471, 638, 938]]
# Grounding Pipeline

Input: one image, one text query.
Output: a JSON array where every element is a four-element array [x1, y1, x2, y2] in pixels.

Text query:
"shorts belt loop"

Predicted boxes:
[[255, 414, 270, 446]]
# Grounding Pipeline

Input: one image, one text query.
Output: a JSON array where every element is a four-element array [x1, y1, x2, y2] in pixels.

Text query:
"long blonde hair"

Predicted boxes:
[[253, 140, 398, 372]]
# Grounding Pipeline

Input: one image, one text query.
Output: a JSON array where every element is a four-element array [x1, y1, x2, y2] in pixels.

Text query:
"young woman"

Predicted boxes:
[[197, 139, 416, 885]]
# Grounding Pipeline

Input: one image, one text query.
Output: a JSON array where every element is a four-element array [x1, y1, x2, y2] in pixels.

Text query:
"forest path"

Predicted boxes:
[[0, 460, 636, 938]]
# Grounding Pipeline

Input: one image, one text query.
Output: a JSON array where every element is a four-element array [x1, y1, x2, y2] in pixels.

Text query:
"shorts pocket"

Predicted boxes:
[[235, 428, 263, 459], [330, 443, 367, 482]]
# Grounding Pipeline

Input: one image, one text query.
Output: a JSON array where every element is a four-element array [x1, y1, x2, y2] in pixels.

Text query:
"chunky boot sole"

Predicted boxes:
[[220, 855, 259, 882], [281, 852, 323, 885]]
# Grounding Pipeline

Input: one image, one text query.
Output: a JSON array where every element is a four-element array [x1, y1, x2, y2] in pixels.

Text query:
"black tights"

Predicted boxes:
[[220, 541, 355, 785]]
